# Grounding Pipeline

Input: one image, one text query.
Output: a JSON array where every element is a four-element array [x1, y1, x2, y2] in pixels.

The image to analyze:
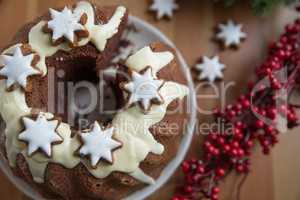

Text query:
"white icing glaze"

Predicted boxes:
[[124, 67, 164, 112], [29, 1, 126, 75], [89, 6, 126, 51], [79, 122, 121, 167], [48, 7, 85, 43], [0, 1, 189, 186], [0, 81, 30, 166], [1, 44, 188, 184], [0, 46, 40, 88], [130, 168, 155, 185], [18, 114, 62, 157], [21, 47, 188, 184], [0, 45, 31, 167], [125, 46, 174, 76], [73, 1, 126, 51]]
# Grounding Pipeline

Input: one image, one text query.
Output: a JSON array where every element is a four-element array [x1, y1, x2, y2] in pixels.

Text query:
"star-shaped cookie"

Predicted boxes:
[[149, 0, 179, 19], [18, 114, 62, 157], [79, 121, 122, 168], [0, 46, 40, 89], [216, 20, 247, 48], [121, 67, 164, 113], [195, 56, 225, 83], [47, 6, 85, 43]]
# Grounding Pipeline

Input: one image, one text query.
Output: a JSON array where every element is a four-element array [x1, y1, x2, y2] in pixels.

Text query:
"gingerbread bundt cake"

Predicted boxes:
[[0, 1, 189, 199]]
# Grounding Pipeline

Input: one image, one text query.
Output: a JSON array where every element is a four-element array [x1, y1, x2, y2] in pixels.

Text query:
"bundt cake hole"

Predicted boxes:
[[26, 54, 122, 131], [56, 56, 120, 130]]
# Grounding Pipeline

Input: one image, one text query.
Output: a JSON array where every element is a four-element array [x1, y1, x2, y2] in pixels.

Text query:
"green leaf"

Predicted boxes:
[[220, 0, 300, 15]]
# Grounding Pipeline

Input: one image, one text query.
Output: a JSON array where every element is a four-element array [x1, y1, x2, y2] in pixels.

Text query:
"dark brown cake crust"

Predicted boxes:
[[1, 3, 189, 200]]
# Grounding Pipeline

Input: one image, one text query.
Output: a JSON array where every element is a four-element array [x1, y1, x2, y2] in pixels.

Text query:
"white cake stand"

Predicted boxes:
[[0, 15, 197, 200]]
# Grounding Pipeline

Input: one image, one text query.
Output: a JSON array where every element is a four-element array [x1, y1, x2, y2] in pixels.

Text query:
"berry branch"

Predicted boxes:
[[173, 17, 300, 200]]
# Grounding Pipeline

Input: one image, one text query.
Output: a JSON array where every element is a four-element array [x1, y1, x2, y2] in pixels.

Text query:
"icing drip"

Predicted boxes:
[[0, 81, 30, 166], [89, 6, 127, 51], [130, 168, 155, 185], [74, 1, 126, 51], [125, 46, 174, 76], [29, 1, 126, 75]]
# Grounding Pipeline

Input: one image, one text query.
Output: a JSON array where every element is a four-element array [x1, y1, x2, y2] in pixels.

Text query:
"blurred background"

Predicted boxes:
[[0, 0, 300, 199]]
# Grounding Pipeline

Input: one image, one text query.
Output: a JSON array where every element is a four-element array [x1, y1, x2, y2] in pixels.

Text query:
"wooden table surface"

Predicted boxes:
[[1, 0, 300, 200]]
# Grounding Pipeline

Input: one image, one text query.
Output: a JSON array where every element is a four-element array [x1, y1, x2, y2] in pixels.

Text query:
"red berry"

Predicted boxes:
[[234, 128, 241, 135], [236, 164, 245, 173], [211, 194, 218, 200], [204, 141, 211, 148], [213, 148, 220, 156], [217, 137, 225, 145], [231, 141, 240, 148], [216, 168, 225, 177], [255, 120, 264, 129], [241, 99, 250, 108], [171, 197, 180, 200], [231, 149, 238, 157], [238, 95, 246, 101], [182, 161, 190, 173], [277, 50, 286, 59], [197, 165, 205, 173], [185, 175, 193, 184], [245, 140, 254, 148], [237, 149, 245, 157], [184, 185, 193, 194], [223, 145, 231, 152], [235, 121, 244, 128], [234, 132, 243, 140], [265, 125, 274, 134], [212, 186, 220, 194], [262, 139, 270, 147], [288, 113, 296, 121], [208, 146, 215, 154], [271, 79, 282, 89], [234, 103, 243, 111]]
